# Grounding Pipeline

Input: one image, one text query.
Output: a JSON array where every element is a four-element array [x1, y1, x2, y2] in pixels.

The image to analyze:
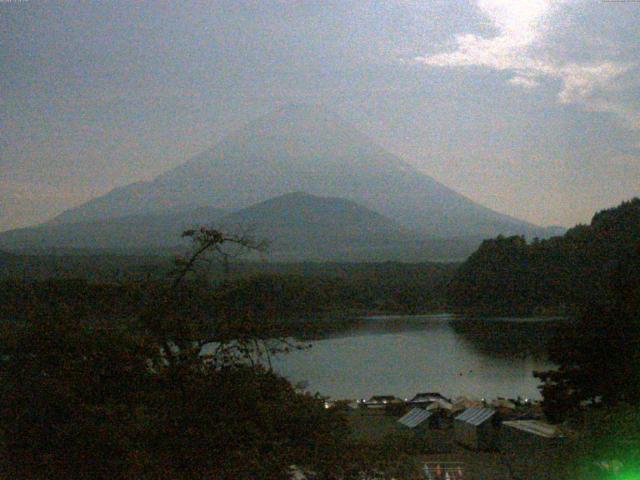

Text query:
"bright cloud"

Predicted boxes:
[[415, 0, 637, 127], [508, 75, 540, 89], [416, 0, 558, 71]]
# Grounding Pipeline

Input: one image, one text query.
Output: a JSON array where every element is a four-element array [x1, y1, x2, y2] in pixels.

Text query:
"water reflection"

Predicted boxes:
[[310, 314, 457, 340], [450, 316, 564, 360], [272, 314, 558, 400]]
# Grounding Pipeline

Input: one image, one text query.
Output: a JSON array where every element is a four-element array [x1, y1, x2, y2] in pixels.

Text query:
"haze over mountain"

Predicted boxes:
[[49, 105, 553, 239], [0, 192, 485, 261], [0, 207, 227, 253], [218, 192, 414, 261]]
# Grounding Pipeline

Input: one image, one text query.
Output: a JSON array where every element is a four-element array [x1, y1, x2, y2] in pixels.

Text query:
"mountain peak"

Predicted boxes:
[[46, 106, 544, 238], [232, 103, 351, 141], [270, 102, 343, 121], [272, 102, 332, 117]]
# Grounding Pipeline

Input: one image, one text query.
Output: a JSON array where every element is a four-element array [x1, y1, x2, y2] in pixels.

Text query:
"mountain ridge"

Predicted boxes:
[[0, 192, 487, 261], [217, 191, 416, 260], [0, 206, 228, 252], [48, 104, 547, 238]]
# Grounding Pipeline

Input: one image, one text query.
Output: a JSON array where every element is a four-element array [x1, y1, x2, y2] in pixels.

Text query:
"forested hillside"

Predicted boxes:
[[447, 198, 640, 315], [0, 261, 455, 327]]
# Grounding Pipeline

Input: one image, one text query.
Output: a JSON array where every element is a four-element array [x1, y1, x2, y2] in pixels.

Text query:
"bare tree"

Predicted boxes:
[[171, 226, 268, 287], [141, 226, 306, 370]]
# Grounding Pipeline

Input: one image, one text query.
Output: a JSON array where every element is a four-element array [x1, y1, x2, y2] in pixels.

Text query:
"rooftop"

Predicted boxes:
[[398, 408, 433, 429], [502, 420, 563, 438], [455, 407, 495, 426]]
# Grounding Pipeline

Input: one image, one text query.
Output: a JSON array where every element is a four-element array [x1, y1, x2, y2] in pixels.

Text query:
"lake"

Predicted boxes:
[[270, 314, 561, 401]]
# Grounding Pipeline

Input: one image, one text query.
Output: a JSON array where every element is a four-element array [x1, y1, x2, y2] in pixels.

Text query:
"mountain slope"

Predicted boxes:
[[216, 192, 485, 261], [50, 104, 546, 238], [0, 207, 227, 252], [0, 191, 486, 261], [217, 192, 417, 260]]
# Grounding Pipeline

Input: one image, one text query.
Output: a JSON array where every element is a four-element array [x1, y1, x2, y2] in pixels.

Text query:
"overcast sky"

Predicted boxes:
[[1, 0, 639, 231]]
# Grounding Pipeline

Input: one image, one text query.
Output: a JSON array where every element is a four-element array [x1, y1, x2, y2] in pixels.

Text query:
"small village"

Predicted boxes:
[[325, 392, 568, 480]]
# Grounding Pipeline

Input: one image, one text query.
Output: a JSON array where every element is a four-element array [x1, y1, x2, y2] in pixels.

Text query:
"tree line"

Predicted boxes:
[[0, 262, 455, 329], [0, 228, 427, 479], [447, 198, 640, 316]]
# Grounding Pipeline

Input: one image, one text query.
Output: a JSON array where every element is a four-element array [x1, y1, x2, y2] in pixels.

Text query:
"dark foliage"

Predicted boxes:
[[533, 237, 640, 422], [448, 198, 640, 315], [0, 261, 455, 327], [0, 309, 354, 479], [0, 228, 423, 479], [0, 309, 158, 479]]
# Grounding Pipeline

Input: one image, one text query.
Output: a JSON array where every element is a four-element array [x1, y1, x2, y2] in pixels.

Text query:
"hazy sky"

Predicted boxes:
[[1, 0, 639, 231]]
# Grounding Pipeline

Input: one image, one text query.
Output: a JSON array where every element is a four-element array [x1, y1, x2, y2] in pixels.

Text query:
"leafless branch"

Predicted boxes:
[[170, 227, 268, 288]]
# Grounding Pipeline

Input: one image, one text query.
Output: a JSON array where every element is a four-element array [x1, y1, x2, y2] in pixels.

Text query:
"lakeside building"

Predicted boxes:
[[491, 398, 516, 410], [407, 392, 450, 407], [397, 407, 436, 435], [361, 395, 402, 409], [451, 397, 483, 414], [426, 399, 454, 413], [454, 407, 497, 450], [499, 420, 566, 479], [499, 420, 564, 450]]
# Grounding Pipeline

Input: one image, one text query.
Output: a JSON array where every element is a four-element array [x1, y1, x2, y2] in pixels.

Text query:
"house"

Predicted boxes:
[[369, 395, 398, 403], [454, 407, 497, 450], [426, 399, 454, 413], [397, 408, 437, 435], [451, 397, 483, 414], [425, 399, 455, 427], [499, 420, 566, 478], [407, 392, 450, 407], [500, 420, 564, 451], [491, 398, 516, 410], [364, 395, 402, 409]]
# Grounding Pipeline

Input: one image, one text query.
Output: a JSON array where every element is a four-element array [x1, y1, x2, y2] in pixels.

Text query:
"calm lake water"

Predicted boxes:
[[270, 314, 561, 401]]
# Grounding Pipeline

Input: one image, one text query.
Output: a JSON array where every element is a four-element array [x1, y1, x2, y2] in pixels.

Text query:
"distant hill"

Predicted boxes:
[[0, 192, 484, 261], [447, 198, 640, 315], [218, 192, 489, 261], [48, 104, 552, 239], [0, 206, 227, 253], [217, 192, 412, 260]]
